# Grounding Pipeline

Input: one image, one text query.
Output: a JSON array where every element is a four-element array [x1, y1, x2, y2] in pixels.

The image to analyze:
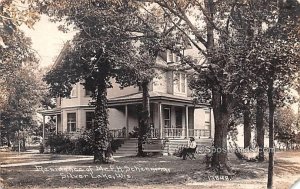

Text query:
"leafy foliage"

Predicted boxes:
[[0, 0, 40, 47]]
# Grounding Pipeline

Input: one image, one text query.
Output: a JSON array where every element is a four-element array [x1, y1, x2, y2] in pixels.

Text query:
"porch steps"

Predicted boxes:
[[163, 138, 213, 155], [114, 139, 138, 157], [114, 138, 213, 157]]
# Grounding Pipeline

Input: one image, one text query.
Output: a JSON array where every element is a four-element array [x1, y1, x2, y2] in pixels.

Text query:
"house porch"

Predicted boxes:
[[107, 92, 213, 140]]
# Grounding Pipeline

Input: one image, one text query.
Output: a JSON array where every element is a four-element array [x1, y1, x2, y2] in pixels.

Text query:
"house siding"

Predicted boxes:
[[152, 70, 168, 93]]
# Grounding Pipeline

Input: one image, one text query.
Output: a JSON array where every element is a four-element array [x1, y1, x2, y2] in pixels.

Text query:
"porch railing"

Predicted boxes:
[[163, 128, 184, 138], [149, 128, 159, 138], [110, 128, 126, 138], [188, 129, 210, 139], [162, 128, 211, 139], [108, 128, 211, 139]]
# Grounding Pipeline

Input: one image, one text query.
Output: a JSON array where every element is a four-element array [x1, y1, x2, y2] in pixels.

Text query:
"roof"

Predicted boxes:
[[38, 92, 210, 116], [108, 91, 210, 108], [37, 108, 61, 116], [51, 41, 70, 69]]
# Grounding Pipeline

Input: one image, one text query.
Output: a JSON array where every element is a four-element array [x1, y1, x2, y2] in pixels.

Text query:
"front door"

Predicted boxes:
[[163, 107, 171, 128], [175, 107, 183, 128]]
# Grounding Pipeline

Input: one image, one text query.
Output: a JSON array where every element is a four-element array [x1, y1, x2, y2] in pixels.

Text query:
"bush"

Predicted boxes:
[[46, 132, 124, 155], [46, 133, 74, 154], [72, 136, 93, 155], [111, 139, 124, 152]]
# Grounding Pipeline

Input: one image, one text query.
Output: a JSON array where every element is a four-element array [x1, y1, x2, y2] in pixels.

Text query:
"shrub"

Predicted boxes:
[[46, 133, 74, 154], [72, 136, 93, 155], [111, 139, 124, 152], [46, 131, 123, 155]]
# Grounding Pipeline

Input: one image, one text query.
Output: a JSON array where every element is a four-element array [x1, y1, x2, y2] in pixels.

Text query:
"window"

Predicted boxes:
[[174, 72, 187, 93], [168, 50, 173, 62], [174, 73, 180, 92], [175, 107, 183, 128], [163, 108, 171, 128], [67, 113, 76, 132], [168, 50, 180, 63], [56, 97, 61, 106], [181, 74, 186, 93], [86, 112, 95, 130], [70, 84, 77, 97], [175, 54, 180, 62], [85, 88, 93, 97]]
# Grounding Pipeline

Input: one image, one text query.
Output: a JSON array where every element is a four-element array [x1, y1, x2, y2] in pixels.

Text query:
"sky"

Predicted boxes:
[[21, 15, 76, 68]]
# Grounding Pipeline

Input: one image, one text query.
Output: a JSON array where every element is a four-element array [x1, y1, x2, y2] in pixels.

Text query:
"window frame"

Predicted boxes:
[[173, 72, 187, 94], [70, 84, 77, 98], [86, 111, 95, 130], [67, 113, 77, 132], [163, 108, 171, 128], [167, 50, 181, 63], [85, 88, 93, 97]]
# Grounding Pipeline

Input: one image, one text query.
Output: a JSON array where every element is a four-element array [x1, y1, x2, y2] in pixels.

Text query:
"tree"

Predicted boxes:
[[42, 0, 147, 163], [152, 0, 253, 174], [228, 0, 300, 187], [115, 4, 183, 157], [1, 0, 40, 145], [0, 0, 40, 48], [258, 1, 300, 187], [275, 106, 297, 150], [1, 60, 40, 150]]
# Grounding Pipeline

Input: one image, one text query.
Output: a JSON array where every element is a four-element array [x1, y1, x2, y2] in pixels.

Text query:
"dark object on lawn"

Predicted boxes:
[[186, 146, 197, 159], [39, 143, 44, 154], [174, 145, 197, 160]]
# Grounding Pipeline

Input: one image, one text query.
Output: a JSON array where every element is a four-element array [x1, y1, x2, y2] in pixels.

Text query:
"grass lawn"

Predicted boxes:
[[1, 151, 300, 189]]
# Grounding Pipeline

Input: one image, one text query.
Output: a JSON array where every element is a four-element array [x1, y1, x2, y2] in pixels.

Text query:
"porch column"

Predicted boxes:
[[158, 102, 163, 139], [185, 105, 189, 139], [210, 107, 214, 138], [125, 105, 129, 137], [55, 114, 58, 135], [42, 115, 45, 145]]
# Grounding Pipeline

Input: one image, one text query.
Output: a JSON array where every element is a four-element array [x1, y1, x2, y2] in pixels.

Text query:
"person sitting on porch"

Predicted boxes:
[[179, 137, 197, 160]]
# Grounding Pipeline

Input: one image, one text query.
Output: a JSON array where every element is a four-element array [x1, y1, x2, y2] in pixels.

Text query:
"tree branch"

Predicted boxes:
[[155, 0, 208, 47]]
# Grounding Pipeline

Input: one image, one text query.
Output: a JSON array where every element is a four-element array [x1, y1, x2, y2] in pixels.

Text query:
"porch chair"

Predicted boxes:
[[186, 146, 197, 160]]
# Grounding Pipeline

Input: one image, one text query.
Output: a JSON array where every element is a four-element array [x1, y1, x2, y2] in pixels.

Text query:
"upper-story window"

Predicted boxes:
[[167, 50, 180, 63], [70, 84, 77, 98], [56, 96, 61, 107], [85, 88, 93, 97], [67, 113, 76, 132], [174, 72, 186, 94]]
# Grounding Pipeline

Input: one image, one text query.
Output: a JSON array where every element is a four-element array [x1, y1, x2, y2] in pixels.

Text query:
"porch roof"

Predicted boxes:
[[107, 91, 210, 108], [37, 108, 61, 116]]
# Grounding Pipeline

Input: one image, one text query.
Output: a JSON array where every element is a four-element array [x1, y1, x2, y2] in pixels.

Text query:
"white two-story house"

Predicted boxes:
[[39, 44, 215, 155]]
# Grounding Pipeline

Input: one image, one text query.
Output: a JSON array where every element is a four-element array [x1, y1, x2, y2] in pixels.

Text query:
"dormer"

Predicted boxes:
[[167, 50, 180, 63]]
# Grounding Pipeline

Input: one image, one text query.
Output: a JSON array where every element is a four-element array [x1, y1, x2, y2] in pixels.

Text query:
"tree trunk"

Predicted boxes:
[[7, 132, 11, 147], [256, 86, 265, 162], [244, 107, 251, 149], [93, 61, 111, 163], [137, 80, 150, 157], [0, 130, 2, 146], [211, 89, 232, 174], [267, 79, 275, 189], [22, 134, 26, 151], [205, 0, 232, 173]]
